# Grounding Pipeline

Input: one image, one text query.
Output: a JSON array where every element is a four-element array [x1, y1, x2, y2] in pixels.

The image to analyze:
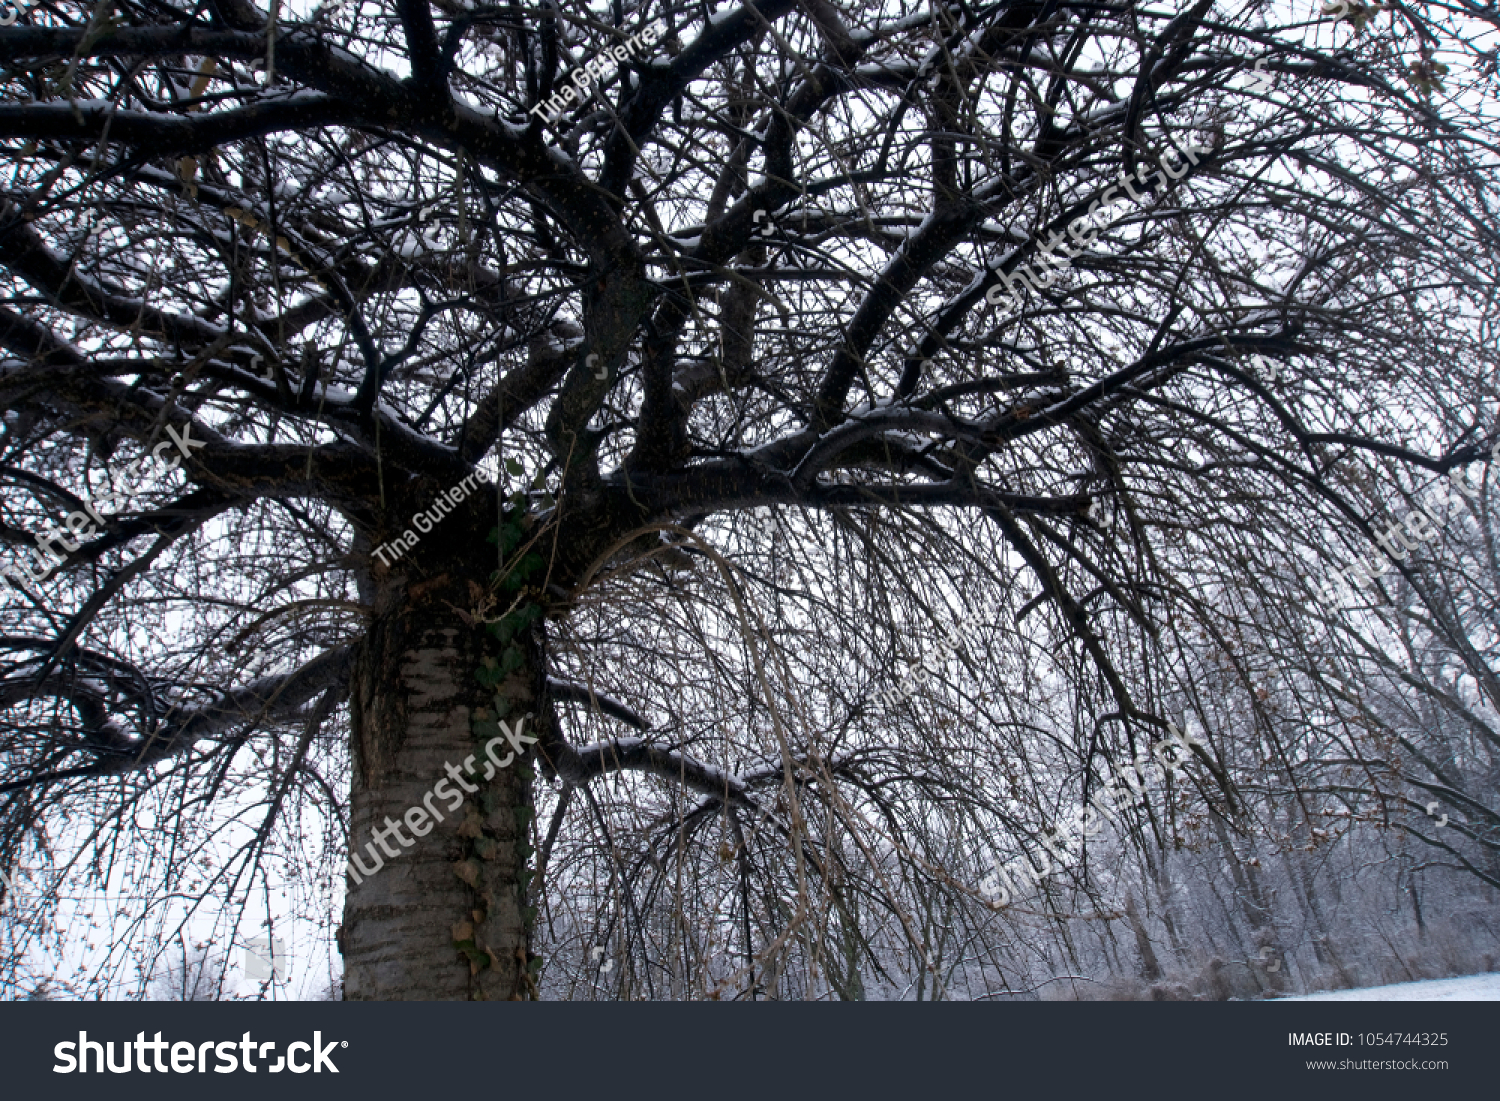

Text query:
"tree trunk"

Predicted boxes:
[[341, 502, 545, 1000], [1153, 856, 1189, 963], [1282, 820, 1355, 986], [1208, 813, 1286, 994], [1124, 889, 1163, 981]]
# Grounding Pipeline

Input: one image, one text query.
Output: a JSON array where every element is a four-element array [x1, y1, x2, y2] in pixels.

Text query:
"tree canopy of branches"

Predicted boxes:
[[1, 0, 1497, 1000]]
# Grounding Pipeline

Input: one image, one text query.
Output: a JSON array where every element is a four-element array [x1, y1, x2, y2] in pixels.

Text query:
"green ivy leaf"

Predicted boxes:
[[452, 939, 488, 966], [490, 615, 519, 644], [497, 646, 526, 677], [498, 520, 524, 556]]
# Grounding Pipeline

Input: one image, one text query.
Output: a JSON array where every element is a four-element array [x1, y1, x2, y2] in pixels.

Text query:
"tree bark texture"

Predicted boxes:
[[342, 492, 544, 1000]]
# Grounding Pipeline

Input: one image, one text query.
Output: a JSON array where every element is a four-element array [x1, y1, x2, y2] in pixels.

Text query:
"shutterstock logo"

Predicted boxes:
[[54, 1032, 345, 1074]]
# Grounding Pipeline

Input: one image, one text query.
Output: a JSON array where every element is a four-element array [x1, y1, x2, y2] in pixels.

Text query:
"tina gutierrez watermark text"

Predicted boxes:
[[372, 470, 490, 567], [530, 24, 663, 125]]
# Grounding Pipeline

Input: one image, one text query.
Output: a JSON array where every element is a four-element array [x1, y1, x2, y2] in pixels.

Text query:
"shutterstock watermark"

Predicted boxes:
[[346, 714, 536, 884], [1311, 442, 1498, 610], [0, 0, 36, 25], [871, 597, 1003, 709], [985, 136, 1213, 314], [977, 722, 1207, 907], [0, 864, 59, 917], [54, 1032, 344, 1074], [0, 424, 205, 609]]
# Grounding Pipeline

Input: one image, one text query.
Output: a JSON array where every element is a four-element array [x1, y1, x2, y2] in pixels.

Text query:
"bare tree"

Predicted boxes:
[[0, 0, 1497, 1000]]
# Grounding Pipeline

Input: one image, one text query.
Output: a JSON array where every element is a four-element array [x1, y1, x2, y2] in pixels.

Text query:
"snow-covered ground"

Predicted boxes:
[[1276, 973, 1500, 1001]]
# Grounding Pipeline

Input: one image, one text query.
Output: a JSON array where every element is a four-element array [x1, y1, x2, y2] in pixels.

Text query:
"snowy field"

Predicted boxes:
[[1276, 974, 1500, 1001]]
